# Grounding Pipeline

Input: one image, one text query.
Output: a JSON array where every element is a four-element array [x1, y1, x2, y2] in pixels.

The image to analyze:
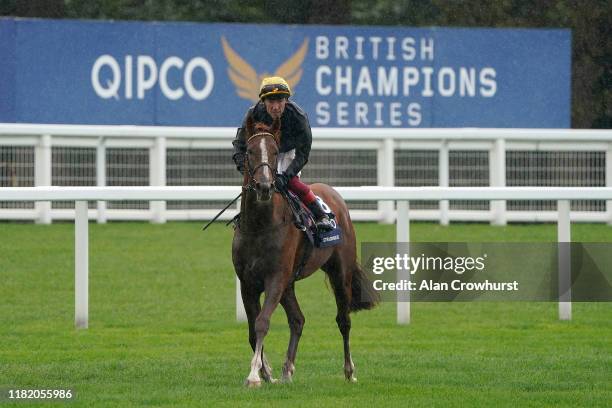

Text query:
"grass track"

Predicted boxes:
[[1, 222, 611, 407]]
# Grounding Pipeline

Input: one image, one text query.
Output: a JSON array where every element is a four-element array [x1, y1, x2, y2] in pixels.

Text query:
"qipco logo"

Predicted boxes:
[[91, 55, 215, 101]]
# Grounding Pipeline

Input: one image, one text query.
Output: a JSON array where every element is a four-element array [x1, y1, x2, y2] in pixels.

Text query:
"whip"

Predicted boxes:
[[201, 192, 242, 231]]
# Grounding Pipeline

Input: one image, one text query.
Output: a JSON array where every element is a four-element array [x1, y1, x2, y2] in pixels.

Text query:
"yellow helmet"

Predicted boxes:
[[259, 76, 291, 100]]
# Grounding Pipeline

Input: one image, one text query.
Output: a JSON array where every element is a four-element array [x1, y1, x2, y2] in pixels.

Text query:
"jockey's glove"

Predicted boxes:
[[232, 153, 245, 174], [274, 173, 290, 192]]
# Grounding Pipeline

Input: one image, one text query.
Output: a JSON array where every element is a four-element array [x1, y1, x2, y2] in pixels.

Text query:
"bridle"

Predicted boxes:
[[238, 129, 294, 234], [243, 131, 279, 192], [203, 130, 282, 232]]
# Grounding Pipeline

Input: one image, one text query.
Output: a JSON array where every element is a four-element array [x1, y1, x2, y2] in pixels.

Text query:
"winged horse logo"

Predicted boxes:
[[221, 36, 309, 103]]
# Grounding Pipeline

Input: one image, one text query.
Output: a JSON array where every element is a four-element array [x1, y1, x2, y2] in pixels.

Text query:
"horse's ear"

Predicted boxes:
[[245, 116, 254, 137], [271, 117, 281, 141]]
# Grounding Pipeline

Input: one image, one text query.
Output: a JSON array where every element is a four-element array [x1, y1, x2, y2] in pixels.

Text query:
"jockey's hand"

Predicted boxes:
[[232, 153, 245, 174], [274, 173, 290, 192]]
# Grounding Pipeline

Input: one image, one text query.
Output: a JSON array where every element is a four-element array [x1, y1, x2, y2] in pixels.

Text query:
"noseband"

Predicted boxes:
[[244, 132, 279, 192]]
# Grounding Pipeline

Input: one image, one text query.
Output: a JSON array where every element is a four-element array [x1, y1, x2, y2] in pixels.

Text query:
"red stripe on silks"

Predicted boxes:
[[287, 176, 317, 204], [302, 190, 317, 204]]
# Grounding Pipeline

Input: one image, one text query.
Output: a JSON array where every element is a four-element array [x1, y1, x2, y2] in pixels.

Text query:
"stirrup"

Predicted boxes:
[[315, 216, 334, 231], [306, 199, 334, 231]]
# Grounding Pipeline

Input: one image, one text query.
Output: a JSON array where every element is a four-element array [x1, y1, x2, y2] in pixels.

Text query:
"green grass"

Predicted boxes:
[[1, 222, 611, 407]]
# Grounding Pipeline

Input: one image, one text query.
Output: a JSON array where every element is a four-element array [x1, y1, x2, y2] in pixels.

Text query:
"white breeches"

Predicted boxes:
[[277, 149, 301, 177]]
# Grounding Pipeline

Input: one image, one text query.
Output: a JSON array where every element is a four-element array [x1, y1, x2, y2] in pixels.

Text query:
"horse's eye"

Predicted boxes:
[[247, 149, 253, 155]]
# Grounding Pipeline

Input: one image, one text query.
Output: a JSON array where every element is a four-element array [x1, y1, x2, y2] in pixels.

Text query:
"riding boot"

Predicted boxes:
[[306, 200, 334, 231]]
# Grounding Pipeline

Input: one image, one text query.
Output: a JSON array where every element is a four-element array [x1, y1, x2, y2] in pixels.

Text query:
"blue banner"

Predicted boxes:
[[0, 18, 571, 127]]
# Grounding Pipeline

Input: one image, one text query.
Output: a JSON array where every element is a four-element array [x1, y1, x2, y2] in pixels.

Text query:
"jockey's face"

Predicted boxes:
[[264, 97, 287, 119]]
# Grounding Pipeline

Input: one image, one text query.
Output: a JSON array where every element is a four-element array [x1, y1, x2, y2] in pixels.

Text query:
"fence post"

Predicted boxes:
[[377, 137, 395, 224], [75, 200, 89, 329], [557, 200, 571, 321], [439, 140, 449, 226], [490, 138, 507, 226], [96, 138, 107, 224], [150, 136, 167, 224], [607, 144, 612, 226], [35, 134, 52, 224], [396, 200, 410, 324]]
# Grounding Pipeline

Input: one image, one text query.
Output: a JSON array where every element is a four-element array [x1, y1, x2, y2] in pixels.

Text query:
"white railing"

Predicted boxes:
[[2, 185, 611, 328], [2, 123, 612, 225]]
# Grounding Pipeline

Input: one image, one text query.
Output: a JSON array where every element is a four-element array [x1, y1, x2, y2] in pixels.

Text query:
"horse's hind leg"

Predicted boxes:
[[280, 284, 305, 382], [323, 256, 357, 382]]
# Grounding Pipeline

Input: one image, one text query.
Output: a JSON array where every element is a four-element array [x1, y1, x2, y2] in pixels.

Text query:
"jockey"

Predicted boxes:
[[232, 76, 334, 231]]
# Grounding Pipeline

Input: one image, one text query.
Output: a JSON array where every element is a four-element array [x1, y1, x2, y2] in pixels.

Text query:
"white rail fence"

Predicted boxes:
[[2, 186, 610, 328], [2, 124, 612, 224]]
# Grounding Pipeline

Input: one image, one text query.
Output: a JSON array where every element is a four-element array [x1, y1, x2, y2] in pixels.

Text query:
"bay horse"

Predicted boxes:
[[232, 116, 378, 387]]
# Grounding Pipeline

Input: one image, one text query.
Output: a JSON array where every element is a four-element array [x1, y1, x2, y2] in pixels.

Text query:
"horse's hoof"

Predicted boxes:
[[346, 376, 357, 383], [260, 371, 278, 384], [245, 378, 262, 388], [282, 363, 295, 383]]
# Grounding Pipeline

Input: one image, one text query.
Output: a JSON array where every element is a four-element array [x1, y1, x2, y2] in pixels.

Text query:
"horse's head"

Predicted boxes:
[[244, 116, 281, 202]]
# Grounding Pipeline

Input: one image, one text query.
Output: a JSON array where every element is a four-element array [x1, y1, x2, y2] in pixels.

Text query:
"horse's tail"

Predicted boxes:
[[350, 262, 379, 312]]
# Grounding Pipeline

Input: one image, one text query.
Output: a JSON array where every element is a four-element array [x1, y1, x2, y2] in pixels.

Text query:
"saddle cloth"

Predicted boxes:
[[284, 190, 343, 248]]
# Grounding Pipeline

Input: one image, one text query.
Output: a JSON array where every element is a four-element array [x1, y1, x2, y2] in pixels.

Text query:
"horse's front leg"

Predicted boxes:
[[241, 283, 275, 384], [245, 274, 288, 387]]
